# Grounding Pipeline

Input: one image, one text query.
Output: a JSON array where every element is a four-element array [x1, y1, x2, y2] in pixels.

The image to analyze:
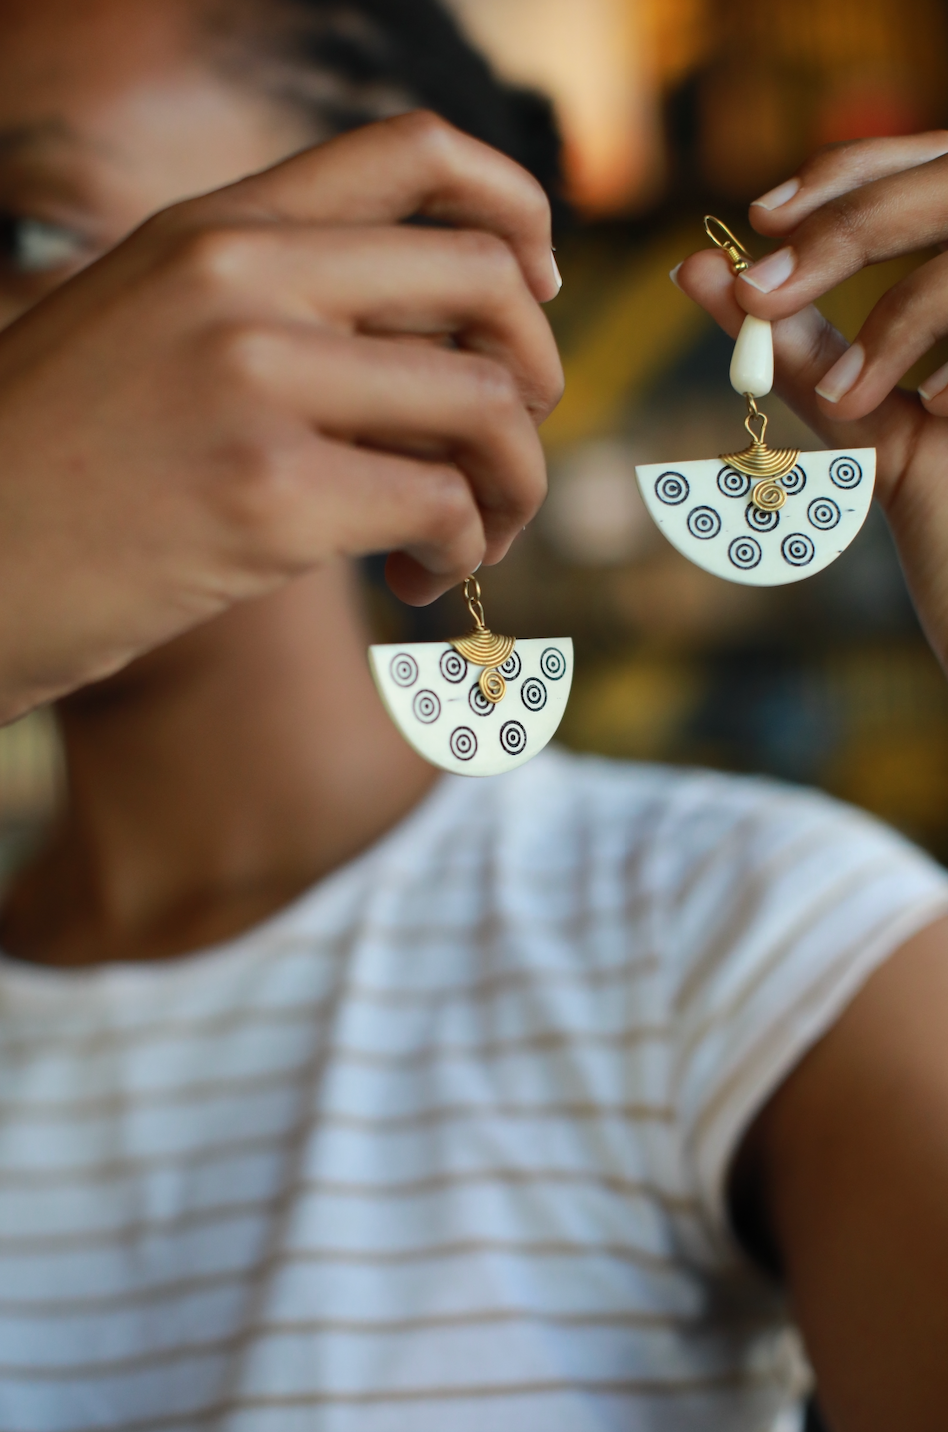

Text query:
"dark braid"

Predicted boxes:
[[221, 0, 566, 220]]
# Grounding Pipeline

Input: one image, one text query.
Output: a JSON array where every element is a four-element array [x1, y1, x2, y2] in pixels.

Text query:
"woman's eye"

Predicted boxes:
[[0, 215, 87, 274]]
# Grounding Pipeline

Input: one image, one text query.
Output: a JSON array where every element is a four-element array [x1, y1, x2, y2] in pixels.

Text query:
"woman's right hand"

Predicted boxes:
[[0, 111, 563, 721]]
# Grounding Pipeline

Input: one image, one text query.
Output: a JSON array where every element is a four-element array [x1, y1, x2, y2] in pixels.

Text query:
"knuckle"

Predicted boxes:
[[168, 225, 258, 291], [393, 108, 456, 156], [419, 466, 478, 541], [454, 228, 520, 283], [814, 190, 869, 254], [203, 320, 282, 385], [466, 354, 521, 413], [216, 441, 301, 549]]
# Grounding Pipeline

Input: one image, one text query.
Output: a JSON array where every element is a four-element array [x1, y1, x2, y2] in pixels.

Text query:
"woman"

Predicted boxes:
[[1, 3, 948, 1430]]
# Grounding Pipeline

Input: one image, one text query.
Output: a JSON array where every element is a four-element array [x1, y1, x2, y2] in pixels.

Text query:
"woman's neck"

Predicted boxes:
[[0, 563, 437, 967]]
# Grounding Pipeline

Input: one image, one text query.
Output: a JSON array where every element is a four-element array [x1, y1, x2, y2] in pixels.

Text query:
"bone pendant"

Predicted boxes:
[[636, 448, 875, 587]]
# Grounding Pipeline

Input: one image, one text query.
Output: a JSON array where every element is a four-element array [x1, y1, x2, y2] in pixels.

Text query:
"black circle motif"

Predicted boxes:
[[807, 497, 840, 531], [390, 654, 418, 689], [728, 536, 762, 570], [540, 648, 567, 681], [780, 466, 807, 497], [499, 650, 521, 681], [687, 506, 722, 540], [450, 727, 477, 761], [745, 504, 779, 533], [829, 456, 862, 490], [782, 532, 815, 567], [655, 472, 689, 506], [440, 650, 467, 684], [468, 683, 495, 717], [717, 466, 752, 499], [500, 721, 527, 757], [412, 689, 441, 724], [521, 678, 547, 712]]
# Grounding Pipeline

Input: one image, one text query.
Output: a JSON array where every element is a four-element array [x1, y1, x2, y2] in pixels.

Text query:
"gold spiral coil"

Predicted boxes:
[[479, 669, 507, 704], [751, 478, 787, 512], [451, 631, 516, 668], [450, 575, 516, 707]]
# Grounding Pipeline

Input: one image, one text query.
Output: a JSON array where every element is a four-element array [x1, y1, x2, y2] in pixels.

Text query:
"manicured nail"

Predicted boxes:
[[815, 343, 865, 402], [551, 252, 563, 291], [751, 177, 801, 211], [919, 360, 948, 401], [741, 246, 797, 293], [669, 262, 683, 290]]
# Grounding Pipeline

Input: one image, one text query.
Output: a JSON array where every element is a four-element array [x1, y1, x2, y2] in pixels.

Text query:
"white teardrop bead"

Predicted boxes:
[[729, 313, 774, 397]]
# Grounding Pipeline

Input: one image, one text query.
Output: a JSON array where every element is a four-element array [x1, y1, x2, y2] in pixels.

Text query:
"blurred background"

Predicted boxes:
[[7, 0, 948, 867]]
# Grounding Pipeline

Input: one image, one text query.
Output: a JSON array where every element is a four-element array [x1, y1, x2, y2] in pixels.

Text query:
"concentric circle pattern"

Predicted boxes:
[[521, 678, 547, 712], [449, 727, 477, 761], [412, 690, 441, 724], [655, 472, 689, 505], [500, 721, 527, 756], [687, 506, 722, 540], [745, 504, 779, 533], [717, 466, 751, 499], [780, 466, 807, 496], [540, 648, 567, 681], [728, 536, 762, 570], [829, 456, 862, 489], [469, 683, 495, 717], [499, 651, 521, 681], [807, 497, 840, 531], [440, 650, 467, 684], [390, 654, 418, 689], [782, 532, 815, 566]]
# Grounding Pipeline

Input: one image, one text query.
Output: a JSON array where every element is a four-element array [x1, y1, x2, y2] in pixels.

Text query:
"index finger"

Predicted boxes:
[[197, 111, 560, 306], [733, 153, 948, 320]]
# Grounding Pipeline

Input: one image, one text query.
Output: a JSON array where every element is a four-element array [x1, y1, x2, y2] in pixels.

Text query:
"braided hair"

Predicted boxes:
[[210, 0, 565, 218]]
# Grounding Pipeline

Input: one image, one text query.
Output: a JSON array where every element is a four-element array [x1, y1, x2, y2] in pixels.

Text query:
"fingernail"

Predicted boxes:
[[919, 360, 948, 401], [669, 262, 683, 290], [741, 246, 797, 293], [551, 252, 563, 291], [815, 343, 865, 402], [751, 177, 801, 211]]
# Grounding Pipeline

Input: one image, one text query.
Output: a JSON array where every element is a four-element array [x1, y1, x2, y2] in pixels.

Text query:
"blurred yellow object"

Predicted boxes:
[[542, 227, 709, 449], [559, 654, 700, 760]]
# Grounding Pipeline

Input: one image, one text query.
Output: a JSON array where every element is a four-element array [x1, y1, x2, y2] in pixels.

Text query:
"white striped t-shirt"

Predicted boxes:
[[0, 749, 946, 1432]]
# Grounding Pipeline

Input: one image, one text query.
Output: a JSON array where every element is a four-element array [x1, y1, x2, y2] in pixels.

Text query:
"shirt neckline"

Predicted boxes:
[[0, 769, 466, 991]]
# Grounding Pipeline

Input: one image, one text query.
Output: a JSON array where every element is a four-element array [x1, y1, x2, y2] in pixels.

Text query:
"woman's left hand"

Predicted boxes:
[[675, 132, 948, 668]]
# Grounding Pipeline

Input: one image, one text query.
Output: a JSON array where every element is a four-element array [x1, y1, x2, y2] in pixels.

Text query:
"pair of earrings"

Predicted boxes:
[[371, 218, 876, 776]]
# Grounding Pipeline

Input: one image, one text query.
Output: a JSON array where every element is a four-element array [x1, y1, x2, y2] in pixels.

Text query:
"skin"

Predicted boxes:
[[0, 0, 562, 961], [3, 3, 948, 1424], [676, 136, 948, 1431], [0, 0, 562, 726]]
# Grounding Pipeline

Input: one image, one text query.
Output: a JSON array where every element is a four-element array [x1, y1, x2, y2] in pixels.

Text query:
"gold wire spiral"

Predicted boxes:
[[479, 668, 507, 704], [449, 575, 516, 706], [720, 395, 800, 487], [751, 478, 787, 512]]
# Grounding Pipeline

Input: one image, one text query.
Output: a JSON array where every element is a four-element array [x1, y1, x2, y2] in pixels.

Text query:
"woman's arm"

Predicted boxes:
[[678, 136, 948, 1429], [0, 110, 562, 722]]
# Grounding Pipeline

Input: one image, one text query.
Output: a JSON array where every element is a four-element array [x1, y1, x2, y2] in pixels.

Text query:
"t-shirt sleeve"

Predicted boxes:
[[659, 772, 948, 1257]]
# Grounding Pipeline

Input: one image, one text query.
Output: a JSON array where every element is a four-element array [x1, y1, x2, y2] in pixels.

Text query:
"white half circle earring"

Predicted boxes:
[[636, 217, 875, 587]]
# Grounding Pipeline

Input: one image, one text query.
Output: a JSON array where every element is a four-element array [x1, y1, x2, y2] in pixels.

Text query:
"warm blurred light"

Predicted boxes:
[[446, 0, 660, 212]]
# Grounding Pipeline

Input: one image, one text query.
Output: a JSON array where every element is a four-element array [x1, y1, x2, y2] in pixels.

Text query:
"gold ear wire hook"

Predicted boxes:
[[703, 216, 753, 276]]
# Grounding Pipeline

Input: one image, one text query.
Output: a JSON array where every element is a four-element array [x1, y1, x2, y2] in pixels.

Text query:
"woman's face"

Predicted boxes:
[[0, 0, 313, 328]]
